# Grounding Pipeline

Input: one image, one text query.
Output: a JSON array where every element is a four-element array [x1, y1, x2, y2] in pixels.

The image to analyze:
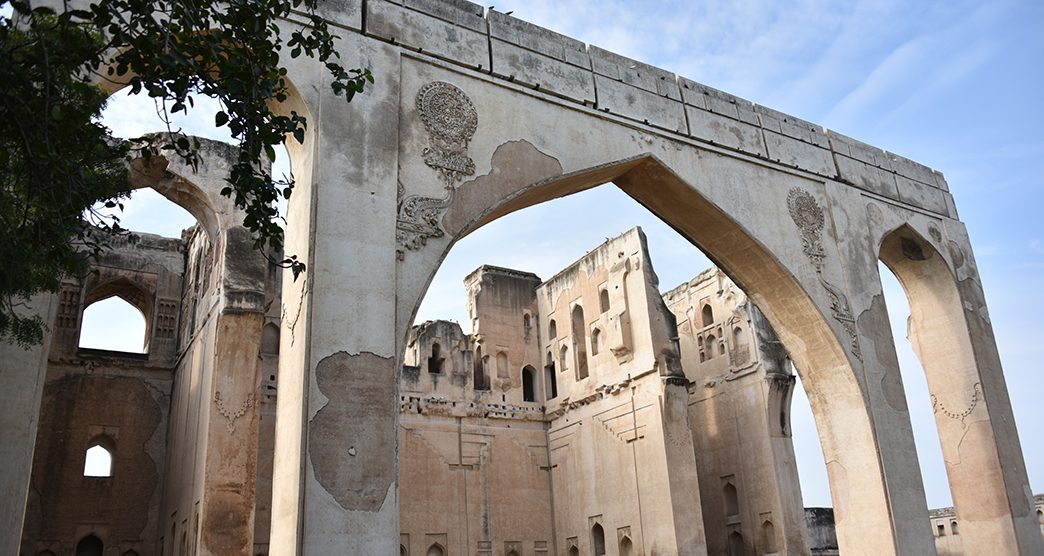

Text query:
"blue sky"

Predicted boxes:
[[84, 0, 1042, 510]]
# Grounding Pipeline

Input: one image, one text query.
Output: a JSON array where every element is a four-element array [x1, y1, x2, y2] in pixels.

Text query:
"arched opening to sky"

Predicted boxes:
[[96, 87, 292, 238], [78, 89, 292, 352], [412, 180, 954, 513], [411, 182, 830, 513]]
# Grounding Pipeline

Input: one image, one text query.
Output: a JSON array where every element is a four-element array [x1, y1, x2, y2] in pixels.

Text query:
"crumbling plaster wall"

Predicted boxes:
[[665, 269, 809, 555]]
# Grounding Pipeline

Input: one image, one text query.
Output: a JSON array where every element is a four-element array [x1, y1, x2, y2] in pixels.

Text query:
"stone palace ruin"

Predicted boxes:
[[1, 1, 1041, 555]]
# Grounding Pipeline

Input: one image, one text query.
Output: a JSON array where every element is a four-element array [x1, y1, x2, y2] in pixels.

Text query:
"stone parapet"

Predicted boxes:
[[348, 2, 951, 215]]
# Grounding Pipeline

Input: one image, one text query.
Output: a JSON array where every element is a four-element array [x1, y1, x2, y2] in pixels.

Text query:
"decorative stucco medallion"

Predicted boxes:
[[397, 82, 479, 259], [787, 188, 826, 271], [787, 187, 862, 362], [416, 81, 477, 183]]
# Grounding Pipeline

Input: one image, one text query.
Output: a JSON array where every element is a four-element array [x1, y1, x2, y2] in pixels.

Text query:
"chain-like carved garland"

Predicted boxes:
[[931, 383, 982, 423], [214, 391, 253, 434], [397, 82, 479, 258], [787, 188, 862, 361]]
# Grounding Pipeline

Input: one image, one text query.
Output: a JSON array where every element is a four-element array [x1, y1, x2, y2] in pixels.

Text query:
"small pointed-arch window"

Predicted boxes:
[[548, 319, 557, 339], [701, 304, 714, 327], [84, 441, 113, 477], [591, 523, 606, 556], [599, 289, 610, 313]]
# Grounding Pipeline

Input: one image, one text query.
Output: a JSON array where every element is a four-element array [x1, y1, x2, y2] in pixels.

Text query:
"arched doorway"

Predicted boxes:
[[75, 535, 103, 556]]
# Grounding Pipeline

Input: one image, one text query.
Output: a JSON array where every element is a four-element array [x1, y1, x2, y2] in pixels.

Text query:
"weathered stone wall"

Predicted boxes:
[[537, 228, 703, 555], [19, 230, 185, 555], [665, 269, 808, 555]]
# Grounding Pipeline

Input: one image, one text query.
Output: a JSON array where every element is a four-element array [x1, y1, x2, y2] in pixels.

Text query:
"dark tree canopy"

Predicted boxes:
[[0, 0, 372, 347]]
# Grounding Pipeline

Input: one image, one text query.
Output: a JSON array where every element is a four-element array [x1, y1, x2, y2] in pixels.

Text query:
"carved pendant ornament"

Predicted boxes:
[[787, 188, 863, 361], [214, 390, 254, 434], [397, 81, 479, 259], [932, 383, 982, 423]]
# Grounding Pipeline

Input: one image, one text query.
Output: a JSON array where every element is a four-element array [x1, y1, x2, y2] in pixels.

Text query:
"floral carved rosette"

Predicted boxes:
[[416, 81, 478, 184]]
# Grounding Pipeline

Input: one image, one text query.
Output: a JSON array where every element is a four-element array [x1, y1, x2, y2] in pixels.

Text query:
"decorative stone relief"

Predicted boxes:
[[417, 81, 478, 183], [787, 188, 863, 361], [932, 383, 982, 423], [214, 391, 253, 433], [396, 181, 455, 259], [787, 188, 827, 272], [396, 82, 479, 258]]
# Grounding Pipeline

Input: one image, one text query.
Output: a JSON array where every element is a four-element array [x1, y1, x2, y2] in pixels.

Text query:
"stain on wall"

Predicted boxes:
[[309, 351, 397, 511]]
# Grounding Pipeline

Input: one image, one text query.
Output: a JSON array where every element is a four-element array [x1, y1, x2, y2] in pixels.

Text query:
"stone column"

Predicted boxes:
[[0, 293, 57, 554], [198, 311, 264, 555], [269, 35, 402, 555], [882, 225, 1044, 555], [851, 282, 937, 556]]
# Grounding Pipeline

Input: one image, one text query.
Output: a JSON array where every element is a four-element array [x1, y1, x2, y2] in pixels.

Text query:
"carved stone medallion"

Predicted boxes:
[[397, 82, 479, 259], [787, 188, 826, 272], [416, 81, 478, 184], [787, 187, 862, 361]]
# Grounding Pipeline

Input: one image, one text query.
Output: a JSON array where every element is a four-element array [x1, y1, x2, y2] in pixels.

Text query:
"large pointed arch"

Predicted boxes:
[[395, 151, 922, 554]]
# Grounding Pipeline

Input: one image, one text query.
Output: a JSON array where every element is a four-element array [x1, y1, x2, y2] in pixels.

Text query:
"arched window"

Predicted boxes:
[[262, 322, 280, 355], [936, 523, 945, 536], [571, 305, 588, 379], [75, 535, 104, 556], [84, 438, 114, 478], [706, 334, 717, 357], [733, 326, 746, 347], [559, 345, 569, 374], [506, 551, 519, 556], [591, 523, 606, 556], [122, 551, 140, 556], [548, 319, 557, 339], [761, 520, 777, 554], [728, 531, 744, 556], [1037, 508, 1043, 524], [568, 547, 579, 556], [951, 520, 959, 535], [701, 304, 714, 327], [79, 296, 148, 353], [544, 352, 558, 400], [473, 346, 489, 390], [522, 366, 537, 402], [426, 543, 445, 556], [428, 342, 443, 374], [599, 289, 610, 313], [723, 482, 739, 516], [36, 551, 57, 556], [400, 545, 407, 556], [523, 313, 531, 330], [496, 351, 509, 378], [591, 327, 601, 356], [619, 536, 633, 556]]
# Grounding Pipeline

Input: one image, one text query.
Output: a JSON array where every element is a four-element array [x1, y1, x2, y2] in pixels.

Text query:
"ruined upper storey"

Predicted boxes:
[[307, 0, 952, 218]]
